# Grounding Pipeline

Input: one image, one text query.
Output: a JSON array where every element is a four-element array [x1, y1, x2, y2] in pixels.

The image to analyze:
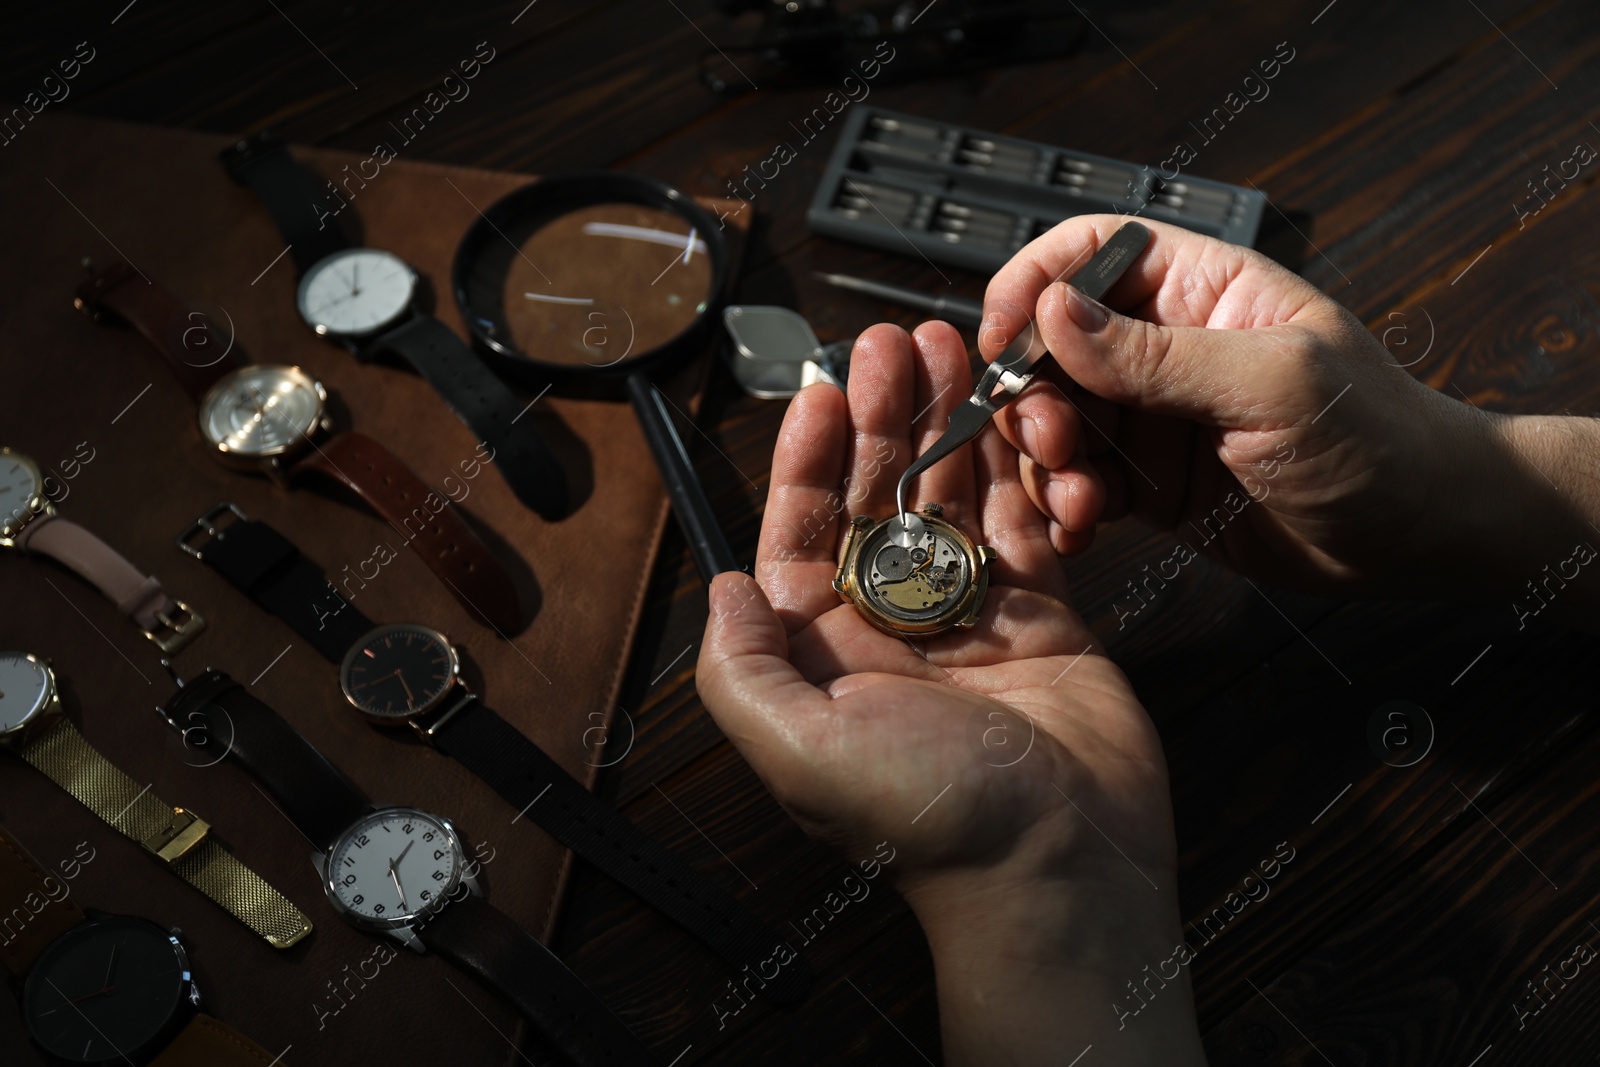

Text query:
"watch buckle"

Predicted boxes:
[[144, 600, 206, 654], [143, 807, 211, 864], [176, 502, 247, 559]]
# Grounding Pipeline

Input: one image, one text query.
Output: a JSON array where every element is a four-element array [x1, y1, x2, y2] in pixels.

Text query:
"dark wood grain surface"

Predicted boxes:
[[6, 1, 1599, 1064]]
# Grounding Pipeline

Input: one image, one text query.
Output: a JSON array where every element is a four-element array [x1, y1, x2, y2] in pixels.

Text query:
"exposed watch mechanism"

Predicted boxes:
[[833, 503, 995, 636]]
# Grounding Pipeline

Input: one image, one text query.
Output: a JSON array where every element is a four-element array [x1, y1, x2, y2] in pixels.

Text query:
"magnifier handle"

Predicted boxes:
[[625, 374, 742, 583]]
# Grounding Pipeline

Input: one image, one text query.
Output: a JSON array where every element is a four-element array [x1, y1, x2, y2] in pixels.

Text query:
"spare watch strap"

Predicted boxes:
[[219, 131, 349, 277], [432, 699, 810, 1004], [180, 505, 373, 663], [367, 316, 568, 520], [160, 670, 371, 852], [419, 891, 659, 1066], [0, 823, 87, 976], [13, 716, 312, 948], [290, 431, 522, 633], [17, 513, 204, 654], [74, 259, 246, 399]]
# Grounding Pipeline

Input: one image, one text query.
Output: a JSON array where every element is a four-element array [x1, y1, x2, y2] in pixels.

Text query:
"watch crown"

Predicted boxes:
[[919, 502, 943, 517]]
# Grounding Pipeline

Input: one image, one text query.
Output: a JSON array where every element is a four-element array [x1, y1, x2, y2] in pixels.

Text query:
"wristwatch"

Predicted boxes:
[[0, 823, 279, 1067], [1, 448, 203, 654], [0, 651, 312, 949], [156, 668, 659, 1066], [175, 503, 810, 1004], [218, 131, 567, 520], [833, 503, 996, 636], [72, 261, 521, 634]]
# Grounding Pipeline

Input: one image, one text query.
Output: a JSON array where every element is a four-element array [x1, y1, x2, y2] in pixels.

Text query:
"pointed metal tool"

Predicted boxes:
[[889, 221, 1151, 543]]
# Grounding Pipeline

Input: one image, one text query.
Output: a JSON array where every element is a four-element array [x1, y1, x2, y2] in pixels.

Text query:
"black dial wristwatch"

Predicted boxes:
[[156, 668, 657, 1066], [218, 131, 567, 519], [71, 260, 522, 634], [175, 502, 809, 1004], [0, 822, 279, 1067], [0, 651, 312, 950]]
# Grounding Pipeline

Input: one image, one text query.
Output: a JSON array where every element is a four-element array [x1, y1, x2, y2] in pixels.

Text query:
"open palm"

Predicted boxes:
[[697, 321, 1177, 905]]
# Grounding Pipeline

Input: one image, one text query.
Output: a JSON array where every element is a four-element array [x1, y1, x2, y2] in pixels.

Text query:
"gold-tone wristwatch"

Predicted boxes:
[[0, 650, 313, 949], [833, 503, 996, 636]]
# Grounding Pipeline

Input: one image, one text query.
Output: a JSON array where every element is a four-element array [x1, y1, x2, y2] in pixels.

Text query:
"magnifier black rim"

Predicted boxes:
[[450, 169, 728, 382]]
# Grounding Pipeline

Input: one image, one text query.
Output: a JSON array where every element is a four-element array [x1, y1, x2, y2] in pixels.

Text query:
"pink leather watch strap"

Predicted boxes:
[[16, 513, 205, 652], [291, 431, 522, 633]]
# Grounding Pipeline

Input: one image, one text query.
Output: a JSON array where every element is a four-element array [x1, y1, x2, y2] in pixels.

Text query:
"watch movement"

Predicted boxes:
[[833, 503, 995, 636]]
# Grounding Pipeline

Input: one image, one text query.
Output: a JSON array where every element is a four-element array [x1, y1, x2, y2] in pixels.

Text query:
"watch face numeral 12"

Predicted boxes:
[[324, 807, 465, 927]]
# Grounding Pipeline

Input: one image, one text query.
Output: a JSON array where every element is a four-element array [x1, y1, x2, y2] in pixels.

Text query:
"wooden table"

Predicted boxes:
[[8, 1, 1600, 1063]]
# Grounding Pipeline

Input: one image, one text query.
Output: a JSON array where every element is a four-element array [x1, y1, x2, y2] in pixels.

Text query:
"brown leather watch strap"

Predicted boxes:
[[74, 259, 245, 400], [0, 823, 87, 978], [16, 513, 205, 653], [150, 1013, 275, 1067], [290, 431, 522, 633]]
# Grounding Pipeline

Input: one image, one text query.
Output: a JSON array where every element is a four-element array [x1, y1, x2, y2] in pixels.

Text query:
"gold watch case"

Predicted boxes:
[[196, 364, 331, 477], [832, 503, 996, 637]]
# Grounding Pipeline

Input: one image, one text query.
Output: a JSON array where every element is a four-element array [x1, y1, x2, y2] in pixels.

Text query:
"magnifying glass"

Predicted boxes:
[[452, 172, 739, 583]]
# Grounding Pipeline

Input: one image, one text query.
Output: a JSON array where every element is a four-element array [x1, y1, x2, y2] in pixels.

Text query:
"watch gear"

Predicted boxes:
[[834, 503, 996, 636]]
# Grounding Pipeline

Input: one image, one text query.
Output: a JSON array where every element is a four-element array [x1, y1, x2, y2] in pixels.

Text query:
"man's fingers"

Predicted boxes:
[[756, 381, 854, 631], [1035, 278, 1311, 429], [845, 323, 916, 518], [697, 573, 829, 755], [907, 320, 978, 528], [973, 422, 1071, 603]]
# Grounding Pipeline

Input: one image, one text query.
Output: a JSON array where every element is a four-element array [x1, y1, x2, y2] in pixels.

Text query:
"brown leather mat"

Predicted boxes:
[[0, 113, 734, 1065]]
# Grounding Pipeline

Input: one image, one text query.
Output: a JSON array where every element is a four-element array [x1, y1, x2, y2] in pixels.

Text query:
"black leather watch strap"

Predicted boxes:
[[160, 669, 370, 851], [181, 505, 374, 663], [432, 699, 810, 1004], [367, 315, 567, 519], [419, 891, 658, 1066], [219, 131, 348, 277]]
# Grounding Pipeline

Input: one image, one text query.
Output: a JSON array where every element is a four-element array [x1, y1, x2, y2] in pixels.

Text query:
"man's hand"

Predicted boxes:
[[980, 215, 1525, 601], [697, 322, 1205, 1064]]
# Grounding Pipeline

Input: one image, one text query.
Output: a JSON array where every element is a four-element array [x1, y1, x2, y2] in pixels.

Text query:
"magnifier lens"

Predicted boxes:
[[504, 203, 714, 366]]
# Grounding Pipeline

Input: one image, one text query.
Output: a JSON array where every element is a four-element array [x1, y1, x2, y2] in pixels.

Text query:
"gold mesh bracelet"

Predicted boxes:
[[16, 716, 313, 948]]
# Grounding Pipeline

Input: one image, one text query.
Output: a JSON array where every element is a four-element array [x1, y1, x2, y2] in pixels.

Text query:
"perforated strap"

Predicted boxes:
[[74, 259, 245, 399], [368, 316, 567, 519], [291, 431, 520, 632], [219, 131, 349, 277]]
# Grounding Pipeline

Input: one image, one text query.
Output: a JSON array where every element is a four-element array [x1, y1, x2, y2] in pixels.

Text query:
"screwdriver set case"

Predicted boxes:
[[807, 107, 1267, 273]]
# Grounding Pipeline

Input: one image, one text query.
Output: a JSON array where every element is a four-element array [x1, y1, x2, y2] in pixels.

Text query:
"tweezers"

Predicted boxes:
[[895, 221, 1152, 524]]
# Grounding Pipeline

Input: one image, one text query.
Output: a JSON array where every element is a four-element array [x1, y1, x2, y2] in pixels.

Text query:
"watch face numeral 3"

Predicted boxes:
[[325, 807, 465, 927]]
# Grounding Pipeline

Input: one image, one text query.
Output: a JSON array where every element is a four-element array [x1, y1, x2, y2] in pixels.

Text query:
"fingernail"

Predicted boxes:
[[1061, 282, 1111, 332], [1020, 416, 1041, 460], [1045, 479, 1071, 525]]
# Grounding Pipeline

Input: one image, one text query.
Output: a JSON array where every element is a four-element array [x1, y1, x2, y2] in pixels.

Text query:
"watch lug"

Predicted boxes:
[[262, 457, 293, 489], [310, 851, 328, 879], [388, 926, 425, 954]]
